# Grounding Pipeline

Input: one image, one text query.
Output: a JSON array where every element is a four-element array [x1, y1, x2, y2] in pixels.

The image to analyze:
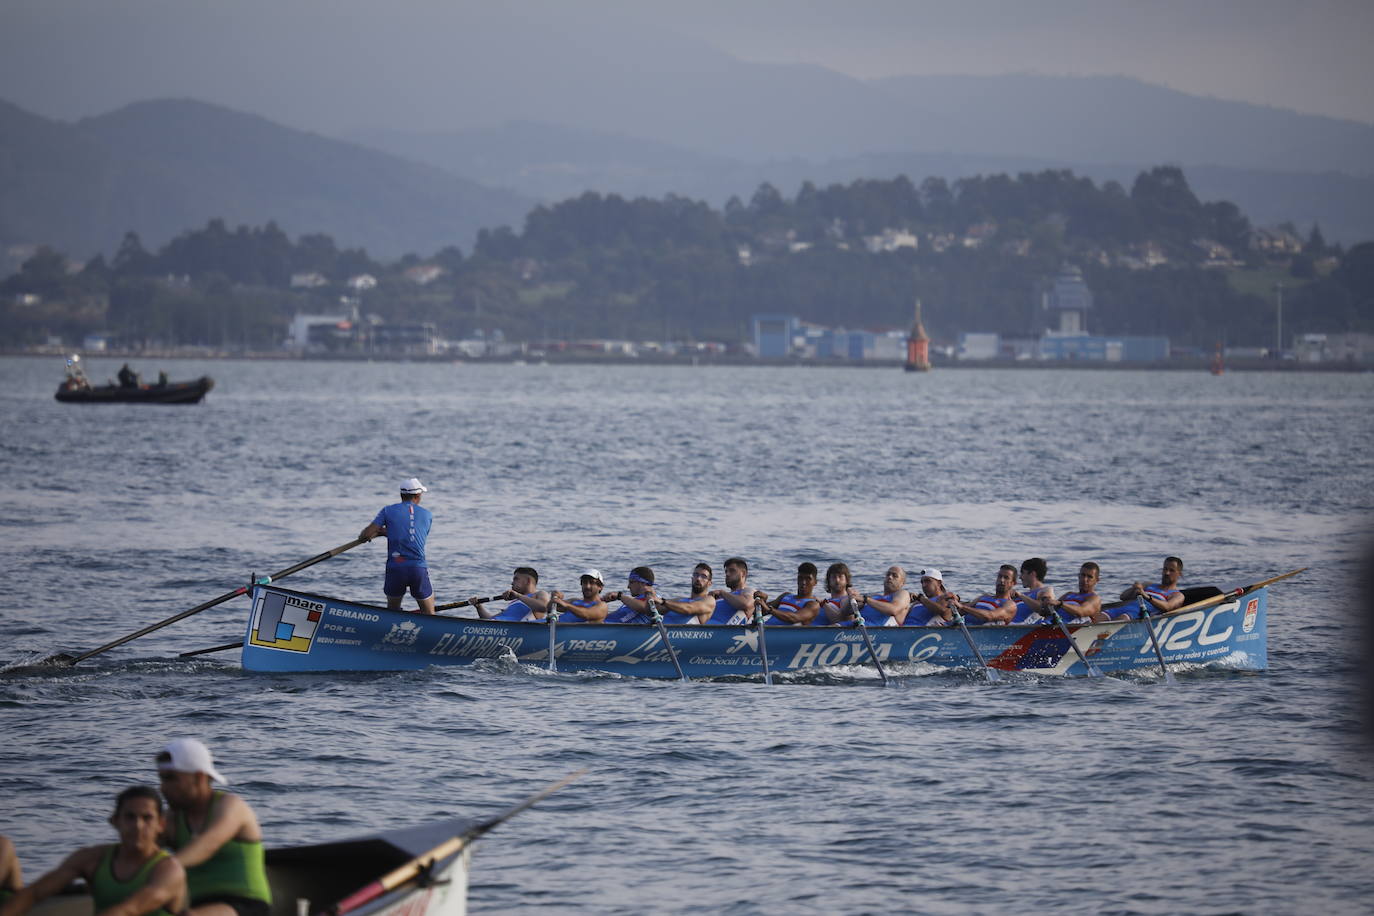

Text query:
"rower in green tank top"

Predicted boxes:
[[0, 786, 185, 916], [155, 739, 271, 916]]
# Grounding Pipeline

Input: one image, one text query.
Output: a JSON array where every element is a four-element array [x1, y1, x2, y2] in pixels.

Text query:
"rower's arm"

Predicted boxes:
[[96, 857, 186, 916], [914, 593, 953, 622], [1059, 594, 1101, 619], [171, 794, 257, 868], [660, 596, 712, 623], [359, 522, 384, 541], [1017, 586, 1056, 613], [770, 600, 819, 624], [1149, 590, 1185, 613], [0, 847, 100, 916], [865, 593, 911, 624]]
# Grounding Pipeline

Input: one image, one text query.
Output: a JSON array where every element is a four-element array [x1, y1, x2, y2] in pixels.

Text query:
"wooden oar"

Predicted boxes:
[[1136, 596, 1177, 684], [178, 641, 241, 658], [434, 594, 505, 613], [752, 597, 774, 686], [322, 768, 586, 916], [950, 608, 1001, 683], [645, 595, 688, 683], [1164, 567, 1307, 617], [849, 602, 890, 686], [46, 538, 367, 666]]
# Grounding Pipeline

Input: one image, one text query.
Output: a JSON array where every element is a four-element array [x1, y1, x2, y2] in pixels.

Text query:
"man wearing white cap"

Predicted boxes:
[[359, 477, 435, 615], [155, 740, 270, 916], [548, 569, 610, 623], [905, 568, 955, 626]]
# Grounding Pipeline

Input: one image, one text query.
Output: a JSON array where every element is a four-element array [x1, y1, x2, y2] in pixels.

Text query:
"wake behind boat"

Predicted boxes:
[[239, 581, 1271, 679]]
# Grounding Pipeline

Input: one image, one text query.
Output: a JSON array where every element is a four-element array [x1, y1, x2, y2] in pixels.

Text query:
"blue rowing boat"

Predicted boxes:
[[240, 582, 1271, 679]]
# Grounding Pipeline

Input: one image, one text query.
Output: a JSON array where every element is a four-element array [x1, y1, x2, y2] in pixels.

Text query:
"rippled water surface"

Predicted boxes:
[[2, 356, 1373, 913]]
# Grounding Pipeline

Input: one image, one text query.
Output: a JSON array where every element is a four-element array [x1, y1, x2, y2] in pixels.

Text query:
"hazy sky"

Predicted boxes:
[[2, 0, 1371, 127]]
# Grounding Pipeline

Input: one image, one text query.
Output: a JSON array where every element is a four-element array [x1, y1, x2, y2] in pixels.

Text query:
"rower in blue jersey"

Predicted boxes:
[[1051, 562, 1105, 622], [605, 567, 658, 623], [765, 562, 821, 625], [657, 563, 716, 624], [816, 562, 860, 625], [472, 567, 549, 621], [359, 477, 435, 615], [948, 564, 1018, 624], [1011, 557, 1057, 623], [905, 568, 954, 626], [707, 557, 762, 625], [548, 569, 610, 623], [850, 566, 911, 626], [1118, 556, 1186, 618]]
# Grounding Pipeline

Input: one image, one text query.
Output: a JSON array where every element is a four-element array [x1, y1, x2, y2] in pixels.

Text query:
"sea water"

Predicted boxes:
[[2, 356, 1372, 913]]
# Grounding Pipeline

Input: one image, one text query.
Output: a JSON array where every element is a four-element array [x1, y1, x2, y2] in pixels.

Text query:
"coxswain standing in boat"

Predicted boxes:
[[947, 564, 1019, 624], [473, 567, 549, 621], [905, 568, 954, 626], [816, 562, 862, 625], [1012, 557, 1057, 623], [657, 563, 716, 624], [155, 740, 270, 916], [851, 566, 911, 626], [359, 477, 435, 615], [1050, 562, 1105, 622], [549, 569, 610, 623], [604, 567, 659, 623], [0, 786, 187, 916], [707, 557, 763, 624], [1117, 556, 1186, 619], [765, 562, 822, 625]]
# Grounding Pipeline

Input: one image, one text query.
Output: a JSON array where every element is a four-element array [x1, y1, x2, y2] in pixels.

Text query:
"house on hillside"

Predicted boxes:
[[403, 264, 445, 285], [1252, 227, 1303, 255], [290, 271, 328, 288], [863, 228, 918, 254], [346, 273, 377, 291]]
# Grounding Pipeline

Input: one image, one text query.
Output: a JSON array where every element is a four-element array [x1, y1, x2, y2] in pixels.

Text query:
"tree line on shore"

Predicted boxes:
[[2, 166, 1371, 351]]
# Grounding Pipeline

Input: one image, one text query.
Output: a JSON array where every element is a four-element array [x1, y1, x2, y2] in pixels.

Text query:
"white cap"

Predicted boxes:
[[400, 477, 428, 494], [580, 568, 603, 583], [157, 738, 228, 785], [919, 568, 944, 583]]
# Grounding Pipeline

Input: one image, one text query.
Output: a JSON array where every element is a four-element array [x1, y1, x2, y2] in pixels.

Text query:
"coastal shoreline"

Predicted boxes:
[[5, 348, 1368, 372]]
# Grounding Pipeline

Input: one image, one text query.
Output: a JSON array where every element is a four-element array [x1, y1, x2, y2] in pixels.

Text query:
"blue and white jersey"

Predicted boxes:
[[708, 589, 751, 625], [492, 596, 539, 622], [963, 595, 1007, 625], [372, 501, 431, 568], [1055, 591, 1098, 622], [662, 597, 706, 626], [606, 602, 650, 624], [849, 593, 901, 627], [766, 593, 814, 626], [1012, 586, 1052, 623], [1144, 584, 1181, 604], [904, 597, 945, 626], [556, 598, 598, 624]]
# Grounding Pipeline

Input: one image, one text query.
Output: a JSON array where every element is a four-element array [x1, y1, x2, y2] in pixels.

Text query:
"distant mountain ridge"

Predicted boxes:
[[348, 117, 1374, 245], [0, 97, 532, 260]]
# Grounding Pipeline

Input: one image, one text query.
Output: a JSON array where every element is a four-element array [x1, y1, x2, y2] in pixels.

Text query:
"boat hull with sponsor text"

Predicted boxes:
[[240, 584, 1269, 679]]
